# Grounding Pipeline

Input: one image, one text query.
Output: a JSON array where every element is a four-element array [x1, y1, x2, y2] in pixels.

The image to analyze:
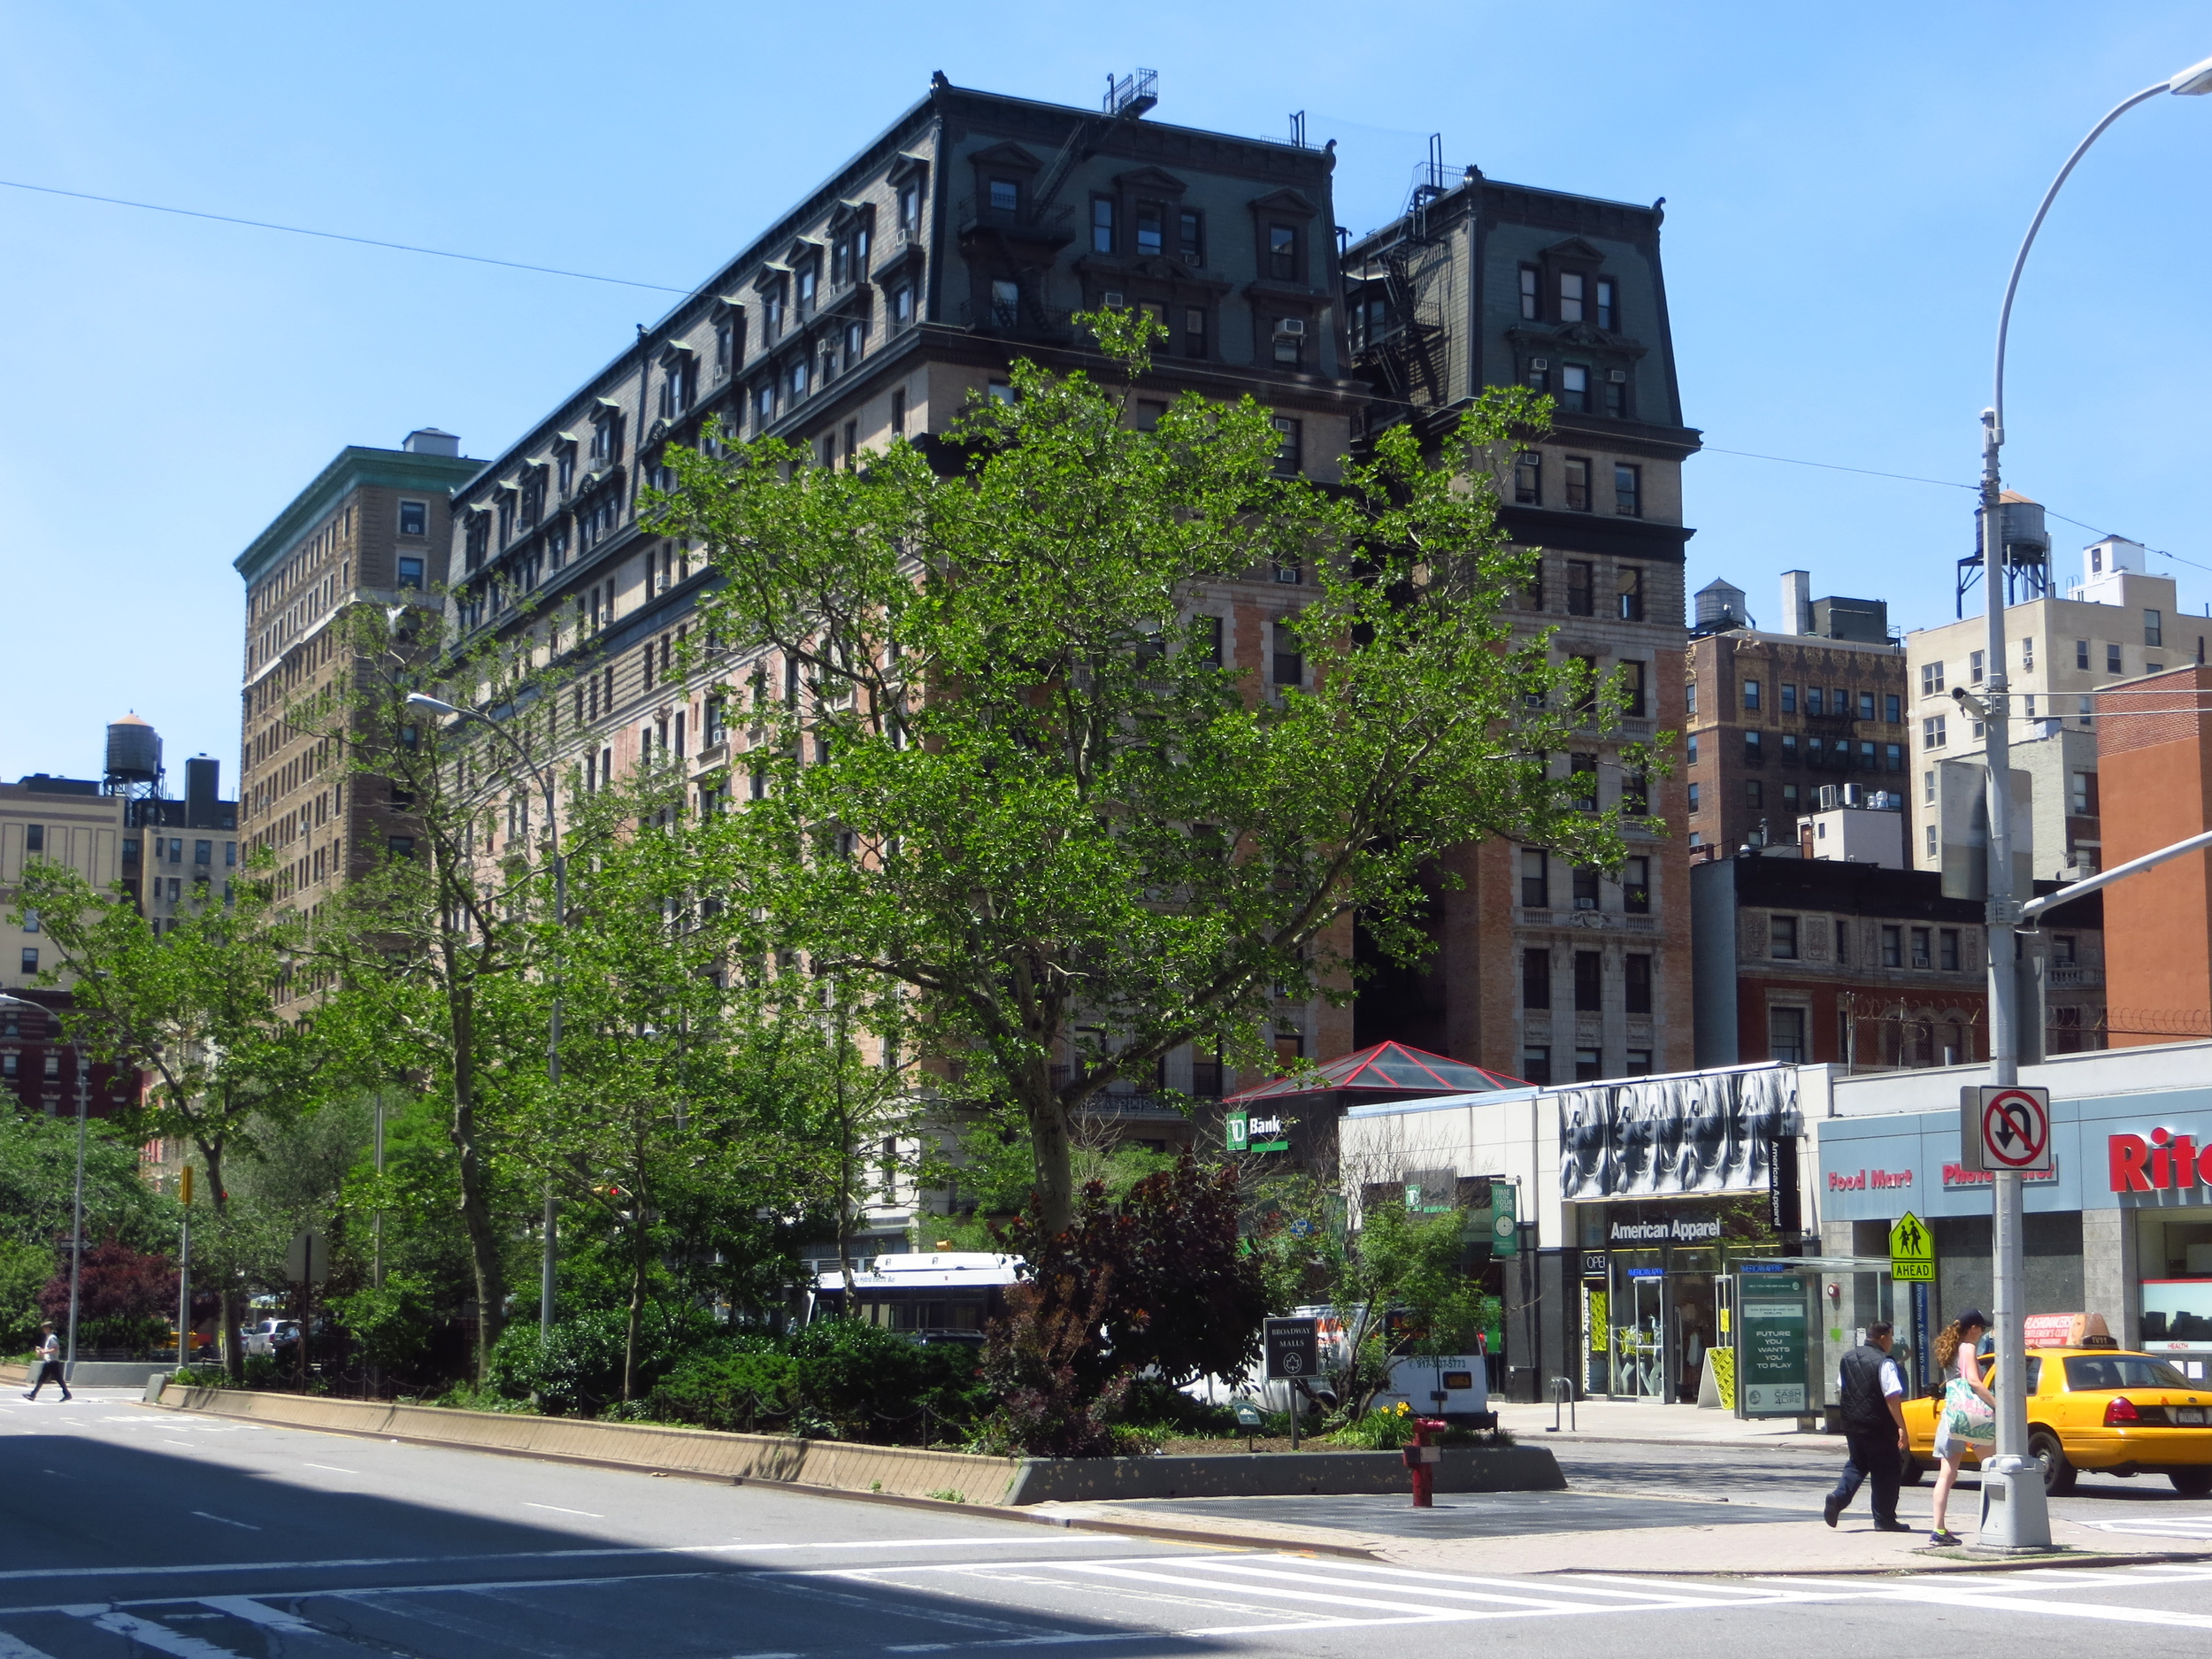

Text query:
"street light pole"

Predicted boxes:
[[405, 692, 565, 1338], [1971, 52, 2212, 1552]]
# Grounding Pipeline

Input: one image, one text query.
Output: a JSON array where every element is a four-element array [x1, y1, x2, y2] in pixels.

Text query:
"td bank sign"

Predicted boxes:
[[1226, 1110, 1292, 1154]]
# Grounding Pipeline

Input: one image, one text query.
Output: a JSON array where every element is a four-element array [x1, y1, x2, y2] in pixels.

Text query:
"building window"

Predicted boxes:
[[1617, 565, 1645, 620], [2073, 638, 2090, 671], [1560, 364, 1588, 412], [1622, 855, 1650, 912], [1520, 1045, 1551, 1085], [19, 949, 35, 974], [2147, 609, 2164, 648], [2053, 933, 2077, 965], [1563, 457, 1591, 511], [1614, 463, 1641, 517], [1271, 618, 1302, 687], [1179, 209, 1203, 262], [1768, 1006, 1807, 1064], [398, 500, 427, 537], [1921, 661, 1945, 695], [1522, 949, 1550, 1010], [1925, 823, 1938, 858], [1885, 693, 1901, 723], [1744, 730, 1763, 764], [1778, 682, 1797, 714], [1624, 952, 1653, 1015], [1685, 680, 1697, 715], [1566, 560, 1594, 617], [1595, 278, 1617, 331], [1603, 373, 1627, 419], [396, 557, 425, 590], [1573, 950, 1601, 1011], [1686, 732, 1700, 765], [1686, 780, 1701, 812], [1886, 743, 1902, 771], [1742, 677, 1762, 711], [1910, 926, 1932, 969], [1747, 779, 1763, 807], [24, 825, 43, 854], [2070, 771, 2096, 815], [988, 178, 1019, 213], [1520, 848, 1549, 908], [1572, 863, 1601, 910], [1559, 271, 1586, 322], [1266, 223, 1298, 281], [1923, 715, 1947, 749], [1519, 265, 1540, 320], [2107, 642, 2123, 673], [1770, 915, 1799, 959], [989, 279, 1020, 327], [1856, 691, 1875, 721], [1135, 200, 1164, 257], [1620, 659, 1647, 717], [1514, 451, 1540, 504], [1570, 753, 1600, 813], [1807, 685, 1825, 717], [1969, 649, 1984, 685], [1182, 306, 1207, 357], [1575, 1048, 1603, 1083], [1090, 195, 1114, 252], [1271, 416, 1302, 476], [1938, 928, 1962, 972], [1882, 925, 1902, 967]]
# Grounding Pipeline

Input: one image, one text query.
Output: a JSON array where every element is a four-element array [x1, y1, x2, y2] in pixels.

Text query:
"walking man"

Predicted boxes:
[[23, 1321, 70, 1402], [1823, 1319, 1909, 1531]]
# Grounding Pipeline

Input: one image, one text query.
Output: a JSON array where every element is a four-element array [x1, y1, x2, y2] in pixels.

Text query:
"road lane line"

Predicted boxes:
[[521, 1502, 604, 1518], [87, 1610, 245, 1659], [301, 1463, 358, 1475], [197, 1597, 317, 1631], [188, 1513, 260, 1532], [1042, 1561, 1517, 1617]]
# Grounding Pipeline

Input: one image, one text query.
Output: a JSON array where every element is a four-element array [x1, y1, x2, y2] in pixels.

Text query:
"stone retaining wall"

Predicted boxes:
[[152, 1383, 1565, 1509]]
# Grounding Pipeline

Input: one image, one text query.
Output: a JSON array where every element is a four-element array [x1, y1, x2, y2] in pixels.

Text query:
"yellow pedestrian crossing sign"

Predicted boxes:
[[1890, 1211, 1934, 1281]]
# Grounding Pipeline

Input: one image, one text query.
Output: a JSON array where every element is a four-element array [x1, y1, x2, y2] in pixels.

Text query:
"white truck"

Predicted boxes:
[[1371, 1351, 1494, 1426]]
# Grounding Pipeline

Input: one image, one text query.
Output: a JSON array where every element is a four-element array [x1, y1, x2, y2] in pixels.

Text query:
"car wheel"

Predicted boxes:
[[2029, 1429, 2077, 1497], [1899, 1452, 1927, 1486], [2170, 1469, 2212, 1497]]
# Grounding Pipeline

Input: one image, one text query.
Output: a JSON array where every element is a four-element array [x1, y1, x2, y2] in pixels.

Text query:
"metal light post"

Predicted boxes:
[[1970, 52, 2212, 1551], [406, 692, 566, 1338]]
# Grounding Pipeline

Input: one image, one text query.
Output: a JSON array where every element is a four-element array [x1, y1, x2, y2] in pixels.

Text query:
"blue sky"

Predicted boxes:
[[4, 2, 2209, 782]]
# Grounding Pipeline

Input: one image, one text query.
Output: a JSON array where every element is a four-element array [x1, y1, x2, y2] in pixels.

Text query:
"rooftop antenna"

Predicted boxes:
[[1289, 110, 1307, 148]]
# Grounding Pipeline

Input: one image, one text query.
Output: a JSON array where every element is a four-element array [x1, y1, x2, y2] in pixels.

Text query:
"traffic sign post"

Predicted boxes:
[[1888, 1211, 1934, 1282], [1265, 1317, 1319, 1451], [1960, 1086, 2052, 1174]]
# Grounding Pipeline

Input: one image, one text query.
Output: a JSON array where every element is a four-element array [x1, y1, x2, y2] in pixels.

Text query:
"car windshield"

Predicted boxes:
[[2064, 1356, 2191, 1391]]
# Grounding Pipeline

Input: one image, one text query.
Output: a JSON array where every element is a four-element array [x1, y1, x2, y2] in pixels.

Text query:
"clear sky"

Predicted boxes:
[[3, 2, 2208, 786]]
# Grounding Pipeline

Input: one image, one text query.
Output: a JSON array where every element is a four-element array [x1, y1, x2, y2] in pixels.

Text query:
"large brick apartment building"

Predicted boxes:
[[1339, 162, 1698, 1084]]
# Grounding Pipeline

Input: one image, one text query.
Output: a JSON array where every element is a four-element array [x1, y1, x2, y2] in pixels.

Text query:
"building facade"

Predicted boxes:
[[131, 757, 239, 933], [1340, 163, 1696, 1086], [1681, 572, 1909, 862], [234, 430, 478, 989], [435, 75, 1375, 1250], [1906, 531, 2196, 883], [2095, 663, 2212, 1047]]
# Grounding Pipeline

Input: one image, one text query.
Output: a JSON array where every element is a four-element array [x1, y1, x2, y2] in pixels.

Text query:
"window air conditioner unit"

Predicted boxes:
[[1181, 251, 1202, 266], [1609, 368, 1628, 383], [1530, 357, 1549, 371], [1102, 290, 1125, 308], [1275, 318, 1307, 337]]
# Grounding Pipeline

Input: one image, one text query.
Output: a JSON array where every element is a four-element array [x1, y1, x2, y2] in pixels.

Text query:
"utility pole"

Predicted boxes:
[[176, 1164, 194, 1366], [1966, 53, 2212, 1549], [65, 1036, 88, 1385]]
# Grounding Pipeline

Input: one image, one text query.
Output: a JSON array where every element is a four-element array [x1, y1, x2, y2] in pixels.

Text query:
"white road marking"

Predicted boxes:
[[301, 1463, 359, 1474], [1755, 1575, 2212, 1630], [521, 1502, 604, 1517], [188, 1512, 260, 1532], [197, 1596, 316, 1631], [2077, 1516, 2212, 1540], [0, 1632, 61, 1659], [87, 1609, 245, 1659]]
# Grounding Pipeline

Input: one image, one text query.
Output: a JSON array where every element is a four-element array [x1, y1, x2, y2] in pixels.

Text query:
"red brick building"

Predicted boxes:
[[2097, 664, 2212, 1046]]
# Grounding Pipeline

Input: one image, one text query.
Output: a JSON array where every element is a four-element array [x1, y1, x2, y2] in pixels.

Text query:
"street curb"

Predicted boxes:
[[1540, 1547, 2212, 1578], [134, 1402, 1374, 1557]]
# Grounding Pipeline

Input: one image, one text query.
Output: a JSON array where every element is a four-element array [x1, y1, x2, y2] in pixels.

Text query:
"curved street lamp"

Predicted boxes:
[[1973, 51, 2212, 1552], [405, 691, 566, 1339]]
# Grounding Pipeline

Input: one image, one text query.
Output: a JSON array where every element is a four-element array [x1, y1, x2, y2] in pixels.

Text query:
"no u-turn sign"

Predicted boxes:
[[1959, 1085, 2053, 1174]]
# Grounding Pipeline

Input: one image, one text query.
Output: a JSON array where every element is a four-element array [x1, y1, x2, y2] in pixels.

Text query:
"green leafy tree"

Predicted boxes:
[[650, 313, 1650, 1232], [12, 858, 321, 1375]]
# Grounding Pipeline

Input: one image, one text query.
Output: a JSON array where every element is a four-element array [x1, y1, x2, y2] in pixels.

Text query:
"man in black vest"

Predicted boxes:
[[1823, 1320, 1911, 1531]]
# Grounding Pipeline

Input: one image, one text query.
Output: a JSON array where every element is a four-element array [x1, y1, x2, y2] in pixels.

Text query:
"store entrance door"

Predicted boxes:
[[1619, 1273, 1665, 1399]]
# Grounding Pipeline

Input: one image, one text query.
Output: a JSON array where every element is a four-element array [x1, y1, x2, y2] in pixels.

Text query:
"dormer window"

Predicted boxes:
[[1136, 201, 1164, 257], [1559, 273, 1586, 323], [796, 265, 817, 312], [590, 407, 623, 463], [1091, 196, 1115, 252], [1520, 266, 1540, 320], [555, 441, 576, 495], [1179, 208, 1203, 264], [1267, 223, 1297, 282], [658, 351, 695, 418], [1596, 279, 1617, 331], [496, 492, 516, 544], [898, 182, 921, 236], [989, 177, 1019, 213]]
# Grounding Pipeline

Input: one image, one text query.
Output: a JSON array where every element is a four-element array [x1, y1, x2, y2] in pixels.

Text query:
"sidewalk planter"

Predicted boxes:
[[150, 1382, 1565, 1507], [1005, 1447, 1566, 1504]]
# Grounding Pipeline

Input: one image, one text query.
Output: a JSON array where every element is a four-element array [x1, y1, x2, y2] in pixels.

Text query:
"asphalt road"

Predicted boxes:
[[5, 1393, 2212, 1657]]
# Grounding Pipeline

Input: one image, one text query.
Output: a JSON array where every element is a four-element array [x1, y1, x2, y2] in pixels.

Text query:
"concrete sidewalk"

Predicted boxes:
[[1494, 1397, 1829, 1447], [1038, 1488, 2212, 1576]]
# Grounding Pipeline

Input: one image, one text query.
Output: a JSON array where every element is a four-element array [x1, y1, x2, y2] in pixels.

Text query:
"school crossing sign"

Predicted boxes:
[[1888, 1211, 1934, 1282]]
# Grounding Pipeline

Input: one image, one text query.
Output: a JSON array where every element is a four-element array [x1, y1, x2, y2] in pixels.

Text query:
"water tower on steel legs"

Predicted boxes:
[[104, 712, 165, 827]]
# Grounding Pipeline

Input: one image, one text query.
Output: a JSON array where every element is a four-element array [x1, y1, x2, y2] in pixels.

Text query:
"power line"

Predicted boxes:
[[0, 177, 690, 295], [1697, 445, 1975, 492]]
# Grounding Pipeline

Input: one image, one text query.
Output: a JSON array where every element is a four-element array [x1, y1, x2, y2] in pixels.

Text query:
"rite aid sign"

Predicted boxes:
[[1816, 1085, 2212, 1221]]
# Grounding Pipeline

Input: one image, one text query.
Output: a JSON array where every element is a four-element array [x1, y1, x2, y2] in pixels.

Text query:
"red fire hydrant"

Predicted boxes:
[[1402, 1417, 1447, 1507]]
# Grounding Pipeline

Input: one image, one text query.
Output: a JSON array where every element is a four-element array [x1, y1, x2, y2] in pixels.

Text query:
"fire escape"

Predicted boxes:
[[1348, 134, 1452, 425]]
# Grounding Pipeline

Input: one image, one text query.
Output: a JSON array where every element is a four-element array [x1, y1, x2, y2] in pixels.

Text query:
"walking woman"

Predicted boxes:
[[1928, 1309, 1993, 1546]]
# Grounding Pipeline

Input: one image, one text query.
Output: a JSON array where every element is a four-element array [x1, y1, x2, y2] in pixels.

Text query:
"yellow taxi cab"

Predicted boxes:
[[1902, 1337, 2212, 1497]]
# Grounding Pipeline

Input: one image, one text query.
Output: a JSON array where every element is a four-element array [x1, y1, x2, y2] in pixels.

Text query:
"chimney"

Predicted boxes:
[[1779, 570, 1812, 636]]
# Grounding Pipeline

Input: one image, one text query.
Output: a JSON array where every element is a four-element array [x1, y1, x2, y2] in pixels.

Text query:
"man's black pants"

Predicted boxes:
[[1828, 1429, 1901, 1523]]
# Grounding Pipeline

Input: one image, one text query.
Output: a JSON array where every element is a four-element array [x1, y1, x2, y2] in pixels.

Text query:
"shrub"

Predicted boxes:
[[488, 1303, 722, 1415], [647, 1320, 991, 1442], [1120, 1375, 1240, 1436], [1330, 1405, 1419, 1449]]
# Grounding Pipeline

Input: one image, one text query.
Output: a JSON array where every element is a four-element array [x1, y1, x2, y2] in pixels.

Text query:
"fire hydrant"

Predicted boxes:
[[1402, 1417, 1447, 1507]]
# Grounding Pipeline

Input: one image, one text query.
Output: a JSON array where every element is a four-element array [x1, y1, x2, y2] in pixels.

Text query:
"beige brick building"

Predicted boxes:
[[234, 431, 479, 995]]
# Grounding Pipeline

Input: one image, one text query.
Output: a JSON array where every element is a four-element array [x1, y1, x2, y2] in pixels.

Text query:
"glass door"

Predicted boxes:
[[1617, 1274, 1664, 1399]]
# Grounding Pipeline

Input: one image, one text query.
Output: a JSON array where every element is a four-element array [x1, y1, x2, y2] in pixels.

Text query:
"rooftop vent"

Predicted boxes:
[[403, 428, 461, 457]]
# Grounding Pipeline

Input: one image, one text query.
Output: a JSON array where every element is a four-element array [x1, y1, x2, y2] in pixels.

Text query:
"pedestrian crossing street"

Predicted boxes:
[[6, 1550, 2212, 1656]]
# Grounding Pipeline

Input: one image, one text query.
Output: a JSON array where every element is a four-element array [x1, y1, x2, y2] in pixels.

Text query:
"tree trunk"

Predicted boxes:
[[202, 1141, 245, 1384], [448, 987, 507, 1382], [622, 1212, 648, 1403], [1025, 1091, 1076, 1237]]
